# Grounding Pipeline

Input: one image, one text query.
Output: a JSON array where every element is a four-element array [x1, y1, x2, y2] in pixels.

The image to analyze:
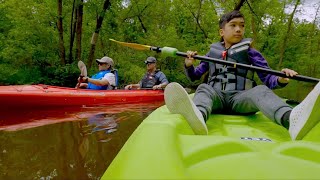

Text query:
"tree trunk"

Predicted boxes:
[[251, 16, 257, 47], [234, 0, 246, 11], [87, 0, 111, 68], [137, 15, 147, 33], [69, 0, 77, 64], [278, 0, 300, 69], [195, 0, 208, 39], [309, 4, 320, 77], [309, 4, 320, 58], [182, 0, 208, 39], [135, 2, 150, 33], [76, 0, 83, 61], [57, 0, 66, 65]]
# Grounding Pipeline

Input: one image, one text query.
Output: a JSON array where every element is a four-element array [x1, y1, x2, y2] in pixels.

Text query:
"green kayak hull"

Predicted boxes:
[[102, 104, 320, 179]]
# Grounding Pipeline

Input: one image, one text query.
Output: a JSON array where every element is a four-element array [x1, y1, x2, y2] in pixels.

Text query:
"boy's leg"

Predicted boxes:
[[231, 85, 292, 125], [164, 82, 207, 135], [193, 84, 224, 121], [164, 83, 223, 135], [289, 82, 320, 140]]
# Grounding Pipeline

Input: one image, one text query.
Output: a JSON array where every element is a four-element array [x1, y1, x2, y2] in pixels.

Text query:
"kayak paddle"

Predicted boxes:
[[77, 61, 88, 88], [110, 39, 319, 83], [78, 60, 87, 77]]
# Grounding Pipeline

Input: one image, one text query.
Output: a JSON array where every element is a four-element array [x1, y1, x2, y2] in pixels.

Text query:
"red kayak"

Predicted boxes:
[[0, 84, 164, 108]]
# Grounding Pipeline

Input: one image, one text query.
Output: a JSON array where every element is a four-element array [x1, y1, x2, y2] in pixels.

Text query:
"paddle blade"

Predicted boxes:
[[78, 61, 87, 77], [109, 39, 151, 51]]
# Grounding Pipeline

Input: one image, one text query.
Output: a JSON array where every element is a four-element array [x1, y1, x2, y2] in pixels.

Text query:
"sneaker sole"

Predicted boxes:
[[290, 82, 320, 140], [164, 82, 208, 135]]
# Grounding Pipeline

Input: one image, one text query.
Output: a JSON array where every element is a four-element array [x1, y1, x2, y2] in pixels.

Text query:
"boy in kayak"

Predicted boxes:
[[78, 56, 116, 90], [164, 10, 320, 140], [125, 56, 169, 90]]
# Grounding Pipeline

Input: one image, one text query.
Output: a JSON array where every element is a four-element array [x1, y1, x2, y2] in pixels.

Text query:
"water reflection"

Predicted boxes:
[[0, 101, 164, 180], [82, 114, 118, 137], [0, 101, 163, 131]]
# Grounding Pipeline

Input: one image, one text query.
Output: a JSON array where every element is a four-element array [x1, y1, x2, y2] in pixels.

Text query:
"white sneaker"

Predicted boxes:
[[289, 82, 320, 140], [164, 82, 208, 135]]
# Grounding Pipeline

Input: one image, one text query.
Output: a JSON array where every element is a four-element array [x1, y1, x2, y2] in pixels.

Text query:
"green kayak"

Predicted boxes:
[[102, 100, 320, 179]]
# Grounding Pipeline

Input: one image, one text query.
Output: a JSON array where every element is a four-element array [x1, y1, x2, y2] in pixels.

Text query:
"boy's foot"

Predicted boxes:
[[164, 82, 208, 135], [289, 82, 320, 140]]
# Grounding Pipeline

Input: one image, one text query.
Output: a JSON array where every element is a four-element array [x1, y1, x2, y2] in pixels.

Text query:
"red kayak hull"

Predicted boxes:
[[0, 84, 164, 108]]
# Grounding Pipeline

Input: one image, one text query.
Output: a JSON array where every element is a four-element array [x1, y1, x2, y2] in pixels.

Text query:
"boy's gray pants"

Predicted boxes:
[[193, 84, 292, 125]]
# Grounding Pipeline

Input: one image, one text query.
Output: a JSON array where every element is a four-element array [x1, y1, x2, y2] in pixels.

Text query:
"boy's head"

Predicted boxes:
[[219, 10, 244, 29], [219, 10, 245, 47]]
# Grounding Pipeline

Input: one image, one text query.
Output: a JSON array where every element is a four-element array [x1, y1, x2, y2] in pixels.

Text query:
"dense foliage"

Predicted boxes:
[[0, 0, 319, 99]]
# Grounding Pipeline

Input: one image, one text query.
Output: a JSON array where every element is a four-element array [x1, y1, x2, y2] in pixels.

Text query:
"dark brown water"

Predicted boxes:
[[0, 101, 164, 180]]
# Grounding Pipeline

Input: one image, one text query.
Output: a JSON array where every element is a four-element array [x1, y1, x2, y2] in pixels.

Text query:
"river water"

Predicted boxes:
[[0, 101, 164, 180]]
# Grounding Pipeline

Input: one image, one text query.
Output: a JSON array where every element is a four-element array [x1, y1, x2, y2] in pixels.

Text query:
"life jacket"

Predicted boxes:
[[87, 70, 116, 90], [140, 70, 161, 88], [206, 38, 256, 91], [111, 69, 119, 89]]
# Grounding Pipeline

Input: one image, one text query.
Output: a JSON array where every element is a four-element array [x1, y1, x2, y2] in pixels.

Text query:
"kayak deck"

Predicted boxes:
[[102, 105, 320, 179]]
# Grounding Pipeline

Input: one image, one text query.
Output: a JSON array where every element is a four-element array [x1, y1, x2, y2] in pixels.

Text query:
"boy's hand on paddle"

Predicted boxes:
[[278, 68, 298, 83], [185, 51, 197, 67]]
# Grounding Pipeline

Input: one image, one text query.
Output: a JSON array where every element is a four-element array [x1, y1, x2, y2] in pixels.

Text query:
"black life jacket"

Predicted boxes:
[[207, 38, 256, 91], [140, 70, 161, 88], [111, 69, 119, 90]]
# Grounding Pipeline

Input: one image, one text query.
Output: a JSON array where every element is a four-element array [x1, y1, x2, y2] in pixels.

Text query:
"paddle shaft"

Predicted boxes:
[[150, 47, 320, 83]]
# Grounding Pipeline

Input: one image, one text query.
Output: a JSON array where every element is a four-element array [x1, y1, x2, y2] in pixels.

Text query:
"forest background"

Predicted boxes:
[[0, 0, 319, 100]]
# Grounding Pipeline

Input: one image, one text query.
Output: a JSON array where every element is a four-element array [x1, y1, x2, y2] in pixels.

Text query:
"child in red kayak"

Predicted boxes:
[[164, 10, 320, 140]]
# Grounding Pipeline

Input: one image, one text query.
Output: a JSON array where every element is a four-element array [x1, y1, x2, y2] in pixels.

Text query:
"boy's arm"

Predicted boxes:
[[184, 51, 209, 81], [185, 62, 209, 81], [248, 48, 288, 89]]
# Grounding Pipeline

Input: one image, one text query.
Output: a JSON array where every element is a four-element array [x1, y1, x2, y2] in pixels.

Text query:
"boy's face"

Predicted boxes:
[[219, 17, 245, 48]]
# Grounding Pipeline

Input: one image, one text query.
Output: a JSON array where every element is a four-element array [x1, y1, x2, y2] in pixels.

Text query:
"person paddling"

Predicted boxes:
[[78, 56, 116, 90], [164, 10, 320, 140], [125, 57, 169, 90]]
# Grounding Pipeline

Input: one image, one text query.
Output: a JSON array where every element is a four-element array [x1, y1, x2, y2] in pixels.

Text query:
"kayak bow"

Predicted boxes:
[[0, 84, 164, 108], [102, 101, 320, 179]]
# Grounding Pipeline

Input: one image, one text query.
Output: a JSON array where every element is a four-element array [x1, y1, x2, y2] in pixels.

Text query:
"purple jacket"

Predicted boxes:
[[185, 48, 286, 89]]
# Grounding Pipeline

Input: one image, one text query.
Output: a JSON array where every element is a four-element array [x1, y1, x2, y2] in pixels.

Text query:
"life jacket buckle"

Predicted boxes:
[[222, 51, 227, 59], [221, 66, 228, 73]]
